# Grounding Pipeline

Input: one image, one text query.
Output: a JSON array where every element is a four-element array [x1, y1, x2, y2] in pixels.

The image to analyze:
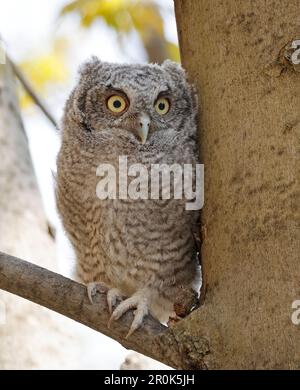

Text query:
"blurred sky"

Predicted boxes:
[[0, 0, 177, 369]]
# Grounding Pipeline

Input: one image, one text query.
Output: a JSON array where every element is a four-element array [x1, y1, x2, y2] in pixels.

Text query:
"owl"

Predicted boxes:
[[56, 57, 201, 337]]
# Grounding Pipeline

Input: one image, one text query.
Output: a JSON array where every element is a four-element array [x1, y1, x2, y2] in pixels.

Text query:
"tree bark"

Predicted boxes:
[[0, 252, 208, 370], [0, 59, 84, 369], [174, 0, 300, 368]]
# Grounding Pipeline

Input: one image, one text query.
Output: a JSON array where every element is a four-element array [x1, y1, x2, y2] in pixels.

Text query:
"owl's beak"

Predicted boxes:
[[137, 113, 150, 144]]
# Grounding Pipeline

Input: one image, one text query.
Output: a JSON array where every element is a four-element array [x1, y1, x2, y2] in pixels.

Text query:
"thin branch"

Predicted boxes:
[[0, 251, 205, 369], [7, 56, 58, 129]]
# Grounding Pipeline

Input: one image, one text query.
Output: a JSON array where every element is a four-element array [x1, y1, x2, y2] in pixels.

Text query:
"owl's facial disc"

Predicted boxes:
[[137, 113, 150, 144]]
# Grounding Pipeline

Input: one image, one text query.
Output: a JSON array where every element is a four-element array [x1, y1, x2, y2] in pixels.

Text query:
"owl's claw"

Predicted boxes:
[[107, 293, 149, 338], [126, 304, 149, 339], [87, 282, 107, 304], [107, 288, 123, 314]]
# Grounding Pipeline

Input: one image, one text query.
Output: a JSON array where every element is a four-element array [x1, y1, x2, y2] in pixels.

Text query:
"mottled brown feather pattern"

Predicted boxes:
[[56, 58, 201, 324]]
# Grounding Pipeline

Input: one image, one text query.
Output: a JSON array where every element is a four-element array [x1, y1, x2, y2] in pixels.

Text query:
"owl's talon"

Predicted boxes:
[[107, 288, 123, 314], [125, 303, 148, 339], [87, 282, 107, 304], [107, 293, 149, 337]]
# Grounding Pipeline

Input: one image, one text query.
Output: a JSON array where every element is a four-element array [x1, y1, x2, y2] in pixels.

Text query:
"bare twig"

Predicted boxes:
[[7, 56, 58, 129], [0, 251, 206, 369]]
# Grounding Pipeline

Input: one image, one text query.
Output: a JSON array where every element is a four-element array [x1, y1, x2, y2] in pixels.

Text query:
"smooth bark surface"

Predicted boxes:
[[0, 252, 207, 369], [0, 60, 89, 369], [175, 0, 300, 368]]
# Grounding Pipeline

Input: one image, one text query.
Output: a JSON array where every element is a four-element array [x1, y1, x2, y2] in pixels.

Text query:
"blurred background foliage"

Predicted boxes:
[[18, 0, 179, 110], [61, 0, 179, 63], [19, 38, 70, 108]]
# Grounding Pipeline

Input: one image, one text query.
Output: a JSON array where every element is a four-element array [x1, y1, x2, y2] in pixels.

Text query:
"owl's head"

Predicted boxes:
[[64, 57, 197, 148]]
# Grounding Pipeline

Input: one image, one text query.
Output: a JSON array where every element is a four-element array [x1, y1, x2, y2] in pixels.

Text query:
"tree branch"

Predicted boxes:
[[0, 251, 206, 369], [7, 56, 58, 129]]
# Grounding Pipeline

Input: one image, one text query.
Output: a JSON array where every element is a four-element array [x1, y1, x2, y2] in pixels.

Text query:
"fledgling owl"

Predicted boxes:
[[56, 57, 201, 337]]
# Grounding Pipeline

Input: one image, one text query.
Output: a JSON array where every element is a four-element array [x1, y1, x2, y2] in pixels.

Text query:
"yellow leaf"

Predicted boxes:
[[60, 0, 176, 62], [167, 41, 180, 63], [18, 40, 70, 109]]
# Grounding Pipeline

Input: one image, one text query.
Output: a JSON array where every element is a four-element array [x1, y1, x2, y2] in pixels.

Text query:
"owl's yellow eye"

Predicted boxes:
[[155, 97, 170, 115], [107, 95, 127, 113]]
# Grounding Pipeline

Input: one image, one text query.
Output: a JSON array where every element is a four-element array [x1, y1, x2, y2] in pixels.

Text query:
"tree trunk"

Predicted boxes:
[[174, 0, 300, 369], [0, 59, 80, 369]]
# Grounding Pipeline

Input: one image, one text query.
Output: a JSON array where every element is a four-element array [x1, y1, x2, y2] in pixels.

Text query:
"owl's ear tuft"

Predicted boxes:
[[78, 56, 103, 78], [78, 56, 112, 86], [162, 60, 186, 81], [162, 60, 198, 114]]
